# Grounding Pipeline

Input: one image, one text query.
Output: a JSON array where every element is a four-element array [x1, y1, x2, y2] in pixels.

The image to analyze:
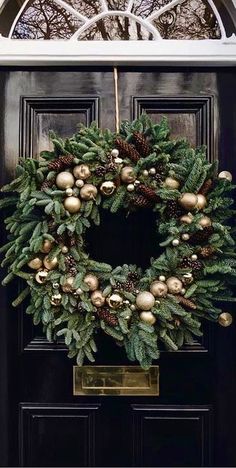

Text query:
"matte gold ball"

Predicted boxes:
[[64, 196, 81, 213], [56, 171, 74, 189], [43, 255, 58, 270], [159, 275, 166, 282], [198, 216, 212, 228], [142, 170, 149, 177], [84, 274, 99, 291], [100, 181, 116, 196], [218, 171, 232, 182], [50, 293, 62, 306], [40, 239, 53, 254], [61, 245, 69, 254], [73, 164, 91, 180], [166, 277, 183, 294], [107, 293, 123, 309], [191, 254, 198, 261], [111, 149, 119, 158], [150, 281, 168, 298], [196, 194, 207, 210], [179, 193, 198, 210], [218, 312, 233, 327], [164, 177, 180, 190], [149, 168, 156, 175], [35, 270, 48, 284], [80, 184, 98, 200], [182, 233, 190, 241], [121, 166, 136, 184], [28, 257, 43, 270], [172, 239, 180, 246], [136, 291, 155, 311], [91, 290, 106, 307], [140, 311, 156, 325], [180, 214, 193, 224], [62, 277, 75, 293]]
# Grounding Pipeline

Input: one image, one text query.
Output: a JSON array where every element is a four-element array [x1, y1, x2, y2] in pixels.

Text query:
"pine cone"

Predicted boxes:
[[48, 154, 75, 171], [137, 184, 159, 202], [165, 200, 184, 218], [128, 272, 139, 281], [106, 162, 117, 173], [41, 178, 55, 191], [65, 255, 77, 275], [115, 137, 140, 163], [180, 257, 193, 269], [95, 166, 106, 176], [198, 245, 216, 258], [97, 308, 118, 327], [191, 260, 203, 271], [199, 179, 213, 196], [131, 194, 153, 209], [189, 226, 214, 245], [116, 280, 134, 292], [68, 235, 77, 247], [175, 295, 197, 310], [132, 131, 151, 157]]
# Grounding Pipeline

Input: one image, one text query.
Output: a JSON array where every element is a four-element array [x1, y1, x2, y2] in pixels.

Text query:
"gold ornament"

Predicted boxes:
[[91, 290, 106, 307], [43, 255, 58, 270], [182, 233, 190, 241], [164, 177, 180, 190], [198, 216, 212, 228], [218, 312, 233, 327], [218, 171, 232, 182], [149, 168, 156, 175], [166, 277, 183, 294], [80, 184, 98, 200], [150, 281, 168, 298], [61, 246, 69, 254], [180, 214, 193, 224], [75, 179, 84, 188], [100, 181, 116, 196], [159, 275, 166, 282], [172, 239, 180, 246], [50, 293, 62, 306], [142, 170, 149, 177], [84, 274, 99, 291], [179, 193, 198, 210], [130, 304, 136, 311], [56, 171, 74, 189], [62, 277, 75, 293], [28, 257, 43, 270], [35, 270, 48, 284], [65, 188, 73, 197], [136, 291, 155, 311], [107, 293, 123, 309], [121, 166, 136, 184], [73, 164, 91, 180], [127, 183, 135, 192], [111, 149, 119, 158], [40, 239, 53, 254], [140, 311, 156, 325], [191, 254, 198, 261], [75, 288, 83, 295], [64, 196, 81, 214], [114, 157, 123, 164], [181, 288, 186, 295], [196, 194, 207, 210], [182, 273, 193, 285]]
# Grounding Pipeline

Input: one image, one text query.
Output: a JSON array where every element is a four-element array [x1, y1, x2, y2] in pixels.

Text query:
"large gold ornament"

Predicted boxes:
[[73, 164, 91, 180], [140, 311, 156, 325], [179, 193, 197, 210], [84, 274, 99, 291], [100, 181, 116, 196], [28, 257, 43, 270], [195, 194, 207, 210], [166, 277, 183, 294], [62, 277, 75, 293], [218, 171, 232, 182], [50, 293, 62, 306], [136, 291, 155, 311], [80, 184, 98, 200], [107, 293, 123, 309], [40, 239, 53, 254], [180, 214, 193, 224], [150, 281, 168, 298], [218, 312, 233, 327], [64, 196, 81, 214], [120, 166, 136, 184], [164, 177, 180, 190], [56, 171, 74, 189], [43, 255, 58, 270], [91, 290, 106, 307], [35, 270, 48, 284], [198, 216, 212, 228]]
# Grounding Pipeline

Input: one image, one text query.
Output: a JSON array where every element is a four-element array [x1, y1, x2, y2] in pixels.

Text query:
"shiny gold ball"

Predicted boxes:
[[75, 179, 84, 188], [65, 187, 73, 197], [149, 168, 156, 175], [182, 273, 193, 285], [196, 194, 207, 210], [166, 277, 183, 294], [142, 170, 149, 177], [40, 239, 53, 254], [43, 255, 58, 270], [121, 166, 136, 184], [164, 177, 180, 190], [73, 164, 91, 180], [179, 193, 198, 210], [140, 311, 156, 325], [218, 312, 233, 327], [28, 257, 43, 270], [127, 184, 135, 192], [84, 274, 99, 291], [191, 254, 198, 261], [80, 184, 98, 201], [61, 245, 69, 254], [50, 293, 62, 306], [180, 214, 193, 224], [218, 171, 232, 182], [64, 196, 81, 214], [62, 277, 75, 293], [198, 216, 212, 228], [172, 239, 180, 246], [107, 293, 123, 309], [182, 233, 190, 241], [56, 171, 74, 190], [35, 270, 48, 284], [100, 181, 116, 196], [91, 290, 106, 307], [136, 291, 155, 311], [150, 281, 168, 298]]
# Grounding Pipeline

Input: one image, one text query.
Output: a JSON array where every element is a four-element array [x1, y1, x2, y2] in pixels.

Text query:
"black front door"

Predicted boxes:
[[0, 67, 236, 467]]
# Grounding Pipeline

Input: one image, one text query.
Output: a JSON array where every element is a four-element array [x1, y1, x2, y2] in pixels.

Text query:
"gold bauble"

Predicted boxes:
[[50, 293, 62, 306], [136, 291, 155, 311], [91, 290, 106, 307], [65, 188, 73, 197], [84, 274, 99, 291], [73, 164, 91, 180], [198, 216, 212, 228], [150, 281, 168, 298], [140, 311, 156, 325], [56, 171, 74, 189], [100, 181, 116, 196], [75, 179, 84, 188], [43, 255, 58, 270], [40, 239, 53, 254], [64, 196, 81, 214], [35, 270, 48, 284], [62, 277, 75, 293], [107, 293, 123, 309], [196, 194, 207, 210], [80, 184, 98, 201], [28, 257, 43, 270], [166, 277, 183, 294], [164, 177, 180, 190], [180, 214, 193, 224], [61, 245, 69, 254], [218, 171, 232, 182], [182, 273, 193, 285], [120, 166, 136, 184], [218, 312, 233, 327], [179, 193, 198, 210]]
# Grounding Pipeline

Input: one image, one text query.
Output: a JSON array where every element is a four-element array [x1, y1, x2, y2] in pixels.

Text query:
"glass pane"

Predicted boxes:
[[132, 0, 176, 19], [11, 0, 82, 39], [64, 0, 103, 18], [107, 0, 129, 10], [78, 15, 153, 40]]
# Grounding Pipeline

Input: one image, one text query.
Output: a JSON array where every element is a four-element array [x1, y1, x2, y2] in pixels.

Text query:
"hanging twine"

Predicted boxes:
[[113, 66, 120, 133]]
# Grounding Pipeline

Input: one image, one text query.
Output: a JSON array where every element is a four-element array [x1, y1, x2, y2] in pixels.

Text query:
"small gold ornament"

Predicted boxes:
[[179, 193, 198, 210], [218, 171, 232, 182], [35, 270, 48, 284], [114, 157, 123, 164], [159, 275, 166, 282], [107, 293, 123, 309], [121, 166, 136, 184], [40, 239, 53, 254], [142, 170, 149, 177], [172, 239, 180, 246], [149, 168, 156, 175], [182, 233, 190, 241], [136, 291, 155, 311], [150, 281, 168, 298], [198, 216, 212, 228], [50, 293, 62, 306], [65, 188, 73, 197], [181, 288, 186, 295], [75, 179, 84, 188], [196, 194, 207, 210], [134, 180, 141, 186], [180, 214, 193, 224], [164, 177, 180, 190], [76, 288, 83, 295], [91, 290, 106, 307], [43, 255, 58, 270], [80, 184, 98, 200], [166, 277, 183, 294], [84, 274, 99, 291], [127, 183, 135, 192], [140, 311, 156, 325], [130, 304, 136, 311], [111, 149, 119, 158], [100, 181, 116, 196], [64, 196, 81, 214], [62, 277, 75, 293], [218, 312, 233, 327], [73, 164, 91, 180], [61, 245, 69, 254], [191, 254, 198, 261], [28, 257, 43, 270], [56, 171, 74, 189], [182, 273, 193, 285]]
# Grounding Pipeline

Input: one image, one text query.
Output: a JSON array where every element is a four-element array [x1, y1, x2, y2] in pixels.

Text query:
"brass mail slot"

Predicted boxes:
[[73, 366, 159, 396]]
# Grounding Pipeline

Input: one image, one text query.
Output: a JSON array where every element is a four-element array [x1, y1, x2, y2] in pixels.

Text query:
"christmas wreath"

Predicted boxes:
[[0, 115, 235, 369]]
